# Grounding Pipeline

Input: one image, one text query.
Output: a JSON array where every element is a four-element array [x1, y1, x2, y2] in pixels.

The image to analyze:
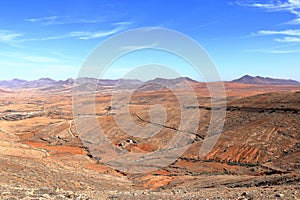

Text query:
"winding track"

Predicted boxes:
[[68, 120, 76, 138]]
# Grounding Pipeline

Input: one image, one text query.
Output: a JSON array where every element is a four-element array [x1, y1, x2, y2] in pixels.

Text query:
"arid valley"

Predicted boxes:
[[0, 76, 299, 199], [1, 0, 300, 199]]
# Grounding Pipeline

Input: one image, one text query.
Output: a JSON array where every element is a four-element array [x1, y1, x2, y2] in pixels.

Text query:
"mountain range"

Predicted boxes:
[[232, 75, 300, 85], [0, 75, 299, 89]]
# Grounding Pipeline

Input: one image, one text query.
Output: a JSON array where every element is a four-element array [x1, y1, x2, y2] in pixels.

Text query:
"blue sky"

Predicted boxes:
[[0, 0, 299, 81]]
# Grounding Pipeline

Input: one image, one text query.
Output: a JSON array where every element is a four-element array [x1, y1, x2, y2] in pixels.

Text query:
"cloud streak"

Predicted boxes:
[[69, 27, 123, 40], [236, 0, 300, 14], [25, 16, 105, 25], [253, 29, 300, 43], [21, 28, 123, 41], [0, 30, 22, 46], [120, 42, 159, 50], [256, 29, 300, 37], [236, 0, 300, 24], [248, 49, 300, 54], [275, 36, 300, 42], [238, 1, 300, 44], [20, 22, 130, 42]]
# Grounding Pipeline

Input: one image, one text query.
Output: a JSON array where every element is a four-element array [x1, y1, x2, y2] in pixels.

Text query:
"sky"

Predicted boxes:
[[0, 0, 299, 81]]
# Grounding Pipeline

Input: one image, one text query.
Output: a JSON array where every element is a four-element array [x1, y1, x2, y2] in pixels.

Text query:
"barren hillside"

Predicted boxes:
[[0, 80, 299, 199]]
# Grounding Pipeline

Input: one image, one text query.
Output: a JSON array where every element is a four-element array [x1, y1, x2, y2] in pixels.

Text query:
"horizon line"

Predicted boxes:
[[0, 74, 300, 83]]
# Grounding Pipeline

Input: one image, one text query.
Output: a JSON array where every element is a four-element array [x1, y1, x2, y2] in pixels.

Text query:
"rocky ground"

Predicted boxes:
[[0, 82, 299, 199], [0, 184, 299, 199]]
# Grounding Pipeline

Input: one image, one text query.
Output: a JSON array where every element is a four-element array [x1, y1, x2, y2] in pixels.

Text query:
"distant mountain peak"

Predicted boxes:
[[148, 77, 197, 84], [12, 78, 25, 81], [38, 77, 55, 82], [232, 75, 300, 85]]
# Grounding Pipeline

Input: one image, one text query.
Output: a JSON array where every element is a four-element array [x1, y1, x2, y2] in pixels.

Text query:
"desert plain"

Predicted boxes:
[[0, 77, 299, 199]]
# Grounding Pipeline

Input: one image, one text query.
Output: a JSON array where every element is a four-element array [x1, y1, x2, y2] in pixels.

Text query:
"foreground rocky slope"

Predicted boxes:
[[0, 81, 299, 199], [0, 185, 299, 199]]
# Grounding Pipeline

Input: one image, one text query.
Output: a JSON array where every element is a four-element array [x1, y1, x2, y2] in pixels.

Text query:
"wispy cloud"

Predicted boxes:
[[253, 29, 300, 43], [0, 52, 60, 63], [236, 0, 300, 10], [0, 30, 22, 45], [120, 42, 159, 50], [69, 27, 124, 40], [25, 16, 104, 25], [236, 0, 300, 14], [0, 21, 131, 49], [256, 29, 300, 36], [112, 21, 132, 26], [286, 17, 300, 24], [275, 36, 300, 42], [19, 35, 69, 42], [237, 1, 300, 44], [25, 16, 59, 23], [20, 28, 123, 42], [20, 22, 130, 42], [71, 22, 131, 40], [236, 0, 300, 24], [247, 39, 300, 53], [247, 49, 300, 54]]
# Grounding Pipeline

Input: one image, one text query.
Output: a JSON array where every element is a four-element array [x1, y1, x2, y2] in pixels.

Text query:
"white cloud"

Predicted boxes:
[[20, 22, 130, 42], [248, 49, 300, 54], [275, 36, 300, 42], [25, 16, 59, 22], [238, 1, 300, 45], [0, 21, 131, 48], [112, 21, 132, 26], [237, 0, 300, 24], [69, 28, 121, 40], [120, 42, 159, 50], [286, 17, 300, 24], [253, 29, 300, 43], [69, 22, 130, 40], [19, 28, 121, 42], [19, 35, 69, 42], [256, 29, 300, 36], [236, 0, 300, 13], [0, 30, 22, 43], [25, 16, 104, 25]]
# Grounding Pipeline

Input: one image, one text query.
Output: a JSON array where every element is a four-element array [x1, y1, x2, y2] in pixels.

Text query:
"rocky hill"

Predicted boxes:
[[232, 75, 300, 85], [0, 78, 299, 199]]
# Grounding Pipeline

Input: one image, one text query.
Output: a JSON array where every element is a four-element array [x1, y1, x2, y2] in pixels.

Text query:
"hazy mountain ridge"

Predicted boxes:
[[232, 75, 300, 85], [0, 75, 299, 89], [0, 76, 299, 198], [0, 78, 69, 88], [0, 77, 196, 89]]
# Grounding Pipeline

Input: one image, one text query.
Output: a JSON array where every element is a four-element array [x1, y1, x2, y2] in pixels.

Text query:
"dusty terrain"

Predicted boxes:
[[0, 78, 299, 199]]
